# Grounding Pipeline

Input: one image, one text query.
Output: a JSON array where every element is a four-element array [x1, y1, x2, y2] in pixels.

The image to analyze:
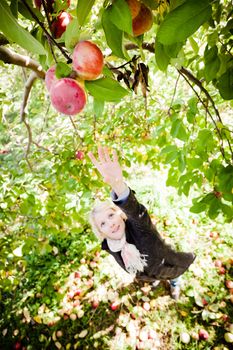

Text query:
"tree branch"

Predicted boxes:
[[0, 46, 45, 79], [20, 0, 71, 63], [20, 72, 38, 122]]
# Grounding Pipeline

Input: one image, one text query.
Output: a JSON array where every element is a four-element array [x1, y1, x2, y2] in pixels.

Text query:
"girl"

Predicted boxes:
[[88, 146, 196, 300]]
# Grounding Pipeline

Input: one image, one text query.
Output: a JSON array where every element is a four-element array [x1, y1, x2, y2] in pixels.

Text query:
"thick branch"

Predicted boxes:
[[0, 46, 45, 79], [20, 72, 38, 122]]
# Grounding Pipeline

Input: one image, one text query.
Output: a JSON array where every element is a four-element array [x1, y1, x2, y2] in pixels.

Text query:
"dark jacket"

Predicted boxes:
[[101, 188, 196, 281]]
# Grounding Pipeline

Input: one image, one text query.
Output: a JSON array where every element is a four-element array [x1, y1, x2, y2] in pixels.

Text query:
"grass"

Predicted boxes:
[[0, 167, 232, 350]]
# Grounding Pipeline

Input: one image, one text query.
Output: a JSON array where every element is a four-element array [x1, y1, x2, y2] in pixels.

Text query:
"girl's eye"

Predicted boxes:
[[109, 213, 114, 218], [101, 222, 105, 227]]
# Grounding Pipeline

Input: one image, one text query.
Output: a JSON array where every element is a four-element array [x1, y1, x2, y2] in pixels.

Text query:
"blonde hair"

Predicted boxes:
[[89, 200, 127, 241]]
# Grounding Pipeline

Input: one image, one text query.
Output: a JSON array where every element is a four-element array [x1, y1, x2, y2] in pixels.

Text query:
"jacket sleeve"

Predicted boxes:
[[112, 187, 154, 229]]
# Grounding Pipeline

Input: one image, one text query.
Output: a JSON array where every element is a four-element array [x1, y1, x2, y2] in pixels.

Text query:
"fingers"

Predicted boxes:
[[88, 151, 99, 169], [89, 146, 118, 165], [98, 146, 106, 163], [112, 149, 118, 163], [104, 146, 111, 162]]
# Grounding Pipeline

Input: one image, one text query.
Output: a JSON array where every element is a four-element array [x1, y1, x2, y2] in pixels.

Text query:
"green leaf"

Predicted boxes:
[[217, 68, 233, 100], [55, 62, 72, 79], [163, 42, 183, 58], [64, 18, 80, 50], [157, 0, 212, 45], [171, 119, 188, 141], [160, 145, 178, 154], [190, 202, 206, 213], [93, 99, 104, 117], [189, 37, 199, 54], [197, 129, 214, 148], [204, 45, 220, 82], [85, 77, 129, 102], [10, 0, 18, 18], [0, 0, 46, 55], [102, 8, 125, 59], [107, 0, 132, 35], [155, 41, 170, 71], [208, 197, 220, 219], [76, 0, 95, 27]]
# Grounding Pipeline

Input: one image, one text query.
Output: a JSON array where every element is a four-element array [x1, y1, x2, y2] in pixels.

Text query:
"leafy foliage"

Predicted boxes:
[[0, 1, 233, 347]]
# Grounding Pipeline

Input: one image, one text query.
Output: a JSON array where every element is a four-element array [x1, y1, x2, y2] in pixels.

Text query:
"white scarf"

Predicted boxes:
[[107, 234, 148, 276]]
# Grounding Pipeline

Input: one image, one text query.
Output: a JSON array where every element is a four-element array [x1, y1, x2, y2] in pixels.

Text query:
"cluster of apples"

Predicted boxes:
[[45, 40, 104, 115], [34, 0, 72, 38], [126, 0, 153, 36]]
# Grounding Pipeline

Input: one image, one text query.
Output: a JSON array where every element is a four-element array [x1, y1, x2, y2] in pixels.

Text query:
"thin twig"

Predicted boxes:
[[22, 119, 33, 171], [178, 70, 227, 161], [68, 115, 84, 145], [20, 72, 38, 122], [167, 74, 180, 115]]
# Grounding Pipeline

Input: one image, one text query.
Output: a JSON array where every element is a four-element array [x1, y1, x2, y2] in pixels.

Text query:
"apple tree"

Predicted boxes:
[[0, 0, 232, 229]]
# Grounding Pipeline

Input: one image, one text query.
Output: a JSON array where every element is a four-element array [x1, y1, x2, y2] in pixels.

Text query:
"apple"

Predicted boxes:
[[50, 78, 87, 115], [74, 289, 82, 297], [180, 332, 190, 344], [92, 299, 99, 309], [110, 301, 120, 311], [224, 332, 233, 343], [74, 271, 81, 278], [202, 298, 208, 306], [56, 330, 63, 337], [218, 267, 226, 275], [75, 150, 84, 160], [214, 260, 222, 268], [199, 329, 209, 340], [126, 0, 141, 19], [72, 41, 104, 80], [45, 66, 57, 91], [14, 342, 21, 350], [51, 11, 73, 39], [70, 313, 77, 321], [132, 4, 153, 37], [226, 281, 233, 289]]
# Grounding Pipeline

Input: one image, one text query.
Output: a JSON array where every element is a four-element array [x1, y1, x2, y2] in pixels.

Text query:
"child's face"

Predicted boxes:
[[94, 207, 125, 240]]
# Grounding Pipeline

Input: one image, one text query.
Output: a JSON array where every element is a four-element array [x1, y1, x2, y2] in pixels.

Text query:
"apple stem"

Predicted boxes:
[[20, 0, 71, 63]]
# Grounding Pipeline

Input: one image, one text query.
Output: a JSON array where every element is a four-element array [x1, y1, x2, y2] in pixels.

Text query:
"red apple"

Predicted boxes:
[[199, 329, 209, 340], [202, 298, 208, 306], [74, 289, 82, 297], [226, 281, 233, 289], [214, 260, 222, 268], [132, 4, 153, 37], [45, 65, 57, 91], [74, 271, 81, 278], [218, 267, 226, 275], [50, 78, 87, 115], [126, 0, 141, 19], [72, 41, 104, 80], [51, 11, 72, 39], [75, 150, 84, 160], [110, 301, 120, 311], [92, 299, 99, 309], [14, 342, 21, 350]]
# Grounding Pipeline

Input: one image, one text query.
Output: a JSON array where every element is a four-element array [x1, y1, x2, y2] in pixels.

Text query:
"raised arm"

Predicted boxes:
[[88, 146, 127, 197], [88, 146, 153, 229]]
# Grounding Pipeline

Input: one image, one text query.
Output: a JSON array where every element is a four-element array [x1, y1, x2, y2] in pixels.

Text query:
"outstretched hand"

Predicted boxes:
[[88, 146, 127, 196]]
